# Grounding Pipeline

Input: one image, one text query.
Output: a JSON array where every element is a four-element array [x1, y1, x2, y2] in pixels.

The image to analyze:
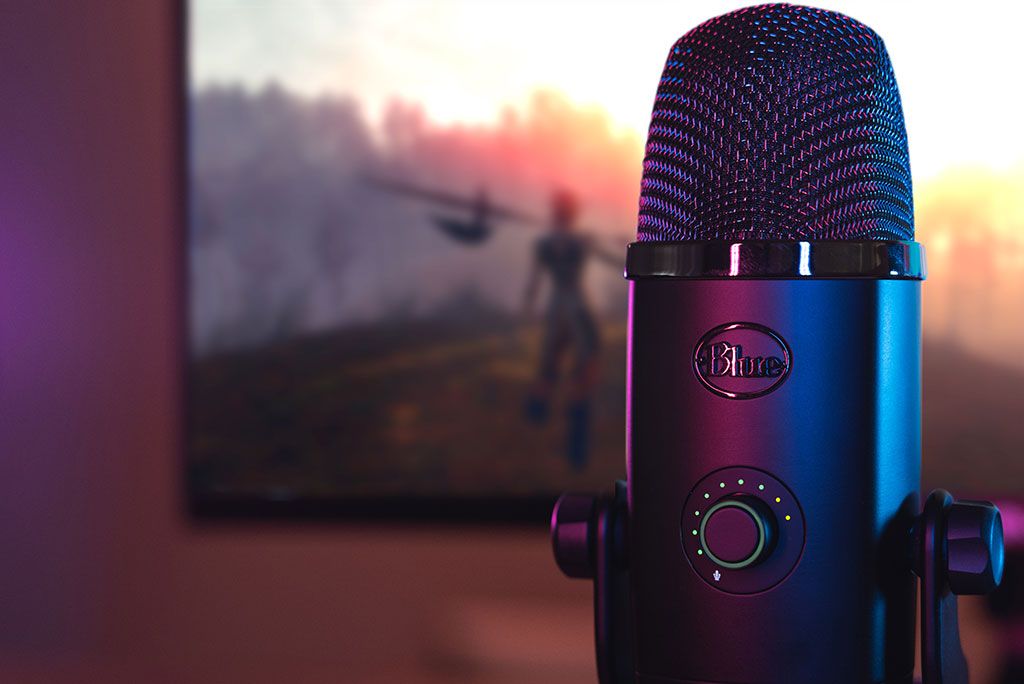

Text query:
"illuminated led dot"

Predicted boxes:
[[785, 515, 792, 521], [691, 529, 698, 536], [758, 484, 765, 490], [697, 549, 703, 555], [738, 479, 745, 485], [719, 482, 726, 488], [703, 493, 710, 499], [694, 510, 700, 516], [775, 497, 782, 503]]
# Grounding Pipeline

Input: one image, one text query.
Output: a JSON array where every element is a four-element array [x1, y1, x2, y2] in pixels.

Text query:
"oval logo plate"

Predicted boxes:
[[693, 322, 792, 400]]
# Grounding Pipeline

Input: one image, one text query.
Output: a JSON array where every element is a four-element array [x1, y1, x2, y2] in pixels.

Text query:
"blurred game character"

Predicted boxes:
[[522, 190, 619, 471], [368, 176, 623, 471]]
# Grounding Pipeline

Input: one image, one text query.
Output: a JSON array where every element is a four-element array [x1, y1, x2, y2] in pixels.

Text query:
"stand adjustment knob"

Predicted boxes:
[[917, 490, 1005, 684], [946, 500, 1004, 596], [551, 493, 599, 579]]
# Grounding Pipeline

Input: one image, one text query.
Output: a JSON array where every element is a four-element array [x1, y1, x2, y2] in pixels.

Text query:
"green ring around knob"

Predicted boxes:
[[698, 499, 767, 570]]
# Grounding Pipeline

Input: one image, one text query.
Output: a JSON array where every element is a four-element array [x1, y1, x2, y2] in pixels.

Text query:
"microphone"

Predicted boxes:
[[552, 5, 1004, 684]]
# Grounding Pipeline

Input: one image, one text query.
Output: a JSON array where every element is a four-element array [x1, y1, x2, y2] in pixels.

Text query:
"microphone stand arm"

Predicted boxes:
[[552, 481, 632, 684], [915, 490, 1004, 684], [553, 486, 1004, 684]]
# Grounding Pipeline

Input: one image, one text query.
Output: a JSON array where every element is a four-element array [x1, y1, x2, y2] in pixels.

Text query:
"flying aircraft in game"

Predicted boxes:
[[364, 175, 537, 245], [363, 174, 629, 252]]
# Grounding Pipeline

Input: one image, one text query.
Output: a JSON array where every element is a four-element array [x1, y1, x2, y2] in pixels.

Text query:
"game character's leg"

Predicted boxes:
[[565, 300, 601, 469], [566, 399, 592, 471], [525, 307, 568, 424]]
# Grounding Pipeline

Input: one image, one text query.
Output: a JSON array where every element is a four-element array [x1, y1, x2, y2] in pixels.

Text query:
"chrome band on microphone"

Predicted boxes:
[[625, 240, 926, 280]]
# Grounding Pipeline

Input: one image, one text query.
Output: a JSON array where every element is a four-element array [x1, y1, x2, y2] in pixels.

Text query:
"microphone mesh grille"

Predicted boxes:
[[638, 3, 914, 242]]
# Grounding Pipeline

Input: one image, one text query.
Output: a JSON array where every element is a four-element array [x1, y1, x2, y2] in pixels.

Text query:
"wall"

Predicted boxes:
[[0, 3, 591, 682]]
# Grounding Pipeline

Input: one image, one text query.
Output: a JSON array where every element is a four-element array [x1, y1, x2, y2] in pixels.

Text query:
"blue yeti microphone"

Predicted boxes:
[[551, 5, 1004, 684]]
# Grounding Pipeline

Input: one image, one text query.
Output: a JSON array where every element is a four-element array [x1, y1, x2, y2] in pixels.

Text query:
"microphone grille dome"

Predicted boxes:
[[638, 3, 914, 242]]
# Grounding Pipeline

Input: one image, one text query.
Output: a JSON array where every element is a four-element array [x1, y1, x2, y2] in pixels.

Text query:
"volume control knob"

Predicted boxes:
[[700, 495, 777, 569]]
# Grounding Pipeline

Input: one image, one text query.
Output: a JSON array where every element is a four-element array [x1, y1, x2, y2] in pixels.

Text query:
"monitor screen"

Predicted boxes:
[[185, 1, 1024, 519], [184, 1, 649, 518]]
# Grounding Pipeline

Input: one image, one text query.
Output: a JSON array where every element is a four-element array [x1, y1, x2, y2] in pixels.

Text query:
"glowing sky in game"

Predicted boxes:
[[193, 0, 1024, 181]]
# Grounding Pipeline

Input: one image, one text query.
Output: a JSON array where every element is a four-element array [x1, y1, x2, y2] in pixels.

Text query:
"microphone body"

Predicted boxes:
[[627, 5, 921, 682], [627, 255, 920, 683], [552, 7, 1005, 684]]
